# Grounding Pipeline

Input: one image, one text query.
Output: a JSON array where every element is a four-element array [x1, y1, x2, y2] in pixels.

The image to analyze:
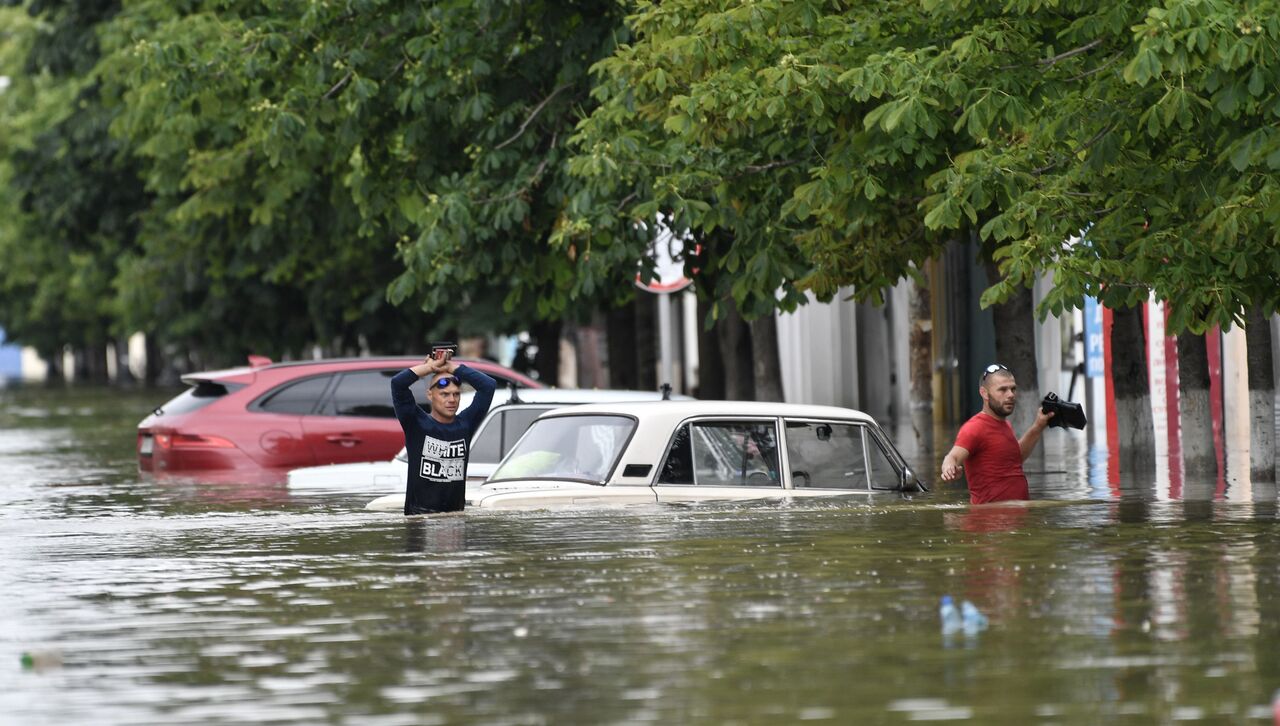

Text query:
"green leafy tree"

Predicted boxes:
[[561, 0, 1280, 460], [0, 0, 142, 379], [99, 0, 439, 365], [566, 1, 999, 321], [376, 0, 633, 325], [93, 0, 638, 370]]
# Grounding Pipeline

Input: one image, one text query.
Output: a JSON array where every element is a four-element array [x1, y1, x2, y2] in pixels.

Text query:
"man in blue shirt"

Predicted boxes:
[[390, 351, 496, 515]]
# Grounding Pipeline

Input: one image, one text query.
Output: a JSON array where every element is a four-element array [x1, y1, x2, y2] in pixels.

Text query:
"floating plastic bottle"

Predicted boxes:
[[20, 650, 62, 671], [939, 595, 962, 635], [960, 600, 989, 634]]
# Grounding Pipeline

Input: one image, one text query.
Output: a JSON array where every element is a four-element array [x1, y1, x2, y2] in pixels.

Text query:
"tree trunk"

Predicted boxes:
[[696, 295, 725, 399], [144, 334, 163, 386], [1245, 306, 1275, 481], [42, 346, 65, 386], [530, 318, 562, 386], [75, 344, 109, 384], [605, 298, 638, 390], [981, 257, 1040, 438], [114, 335, 136, 386], [635, 293, 657, 391], [574, 317, 606, 389], [908, 273, 934, 451], [750, 313, 783, 401], [1177, 331, 1217, 479], [1111, 306, 1155, 471], [717, 298, 754, 400]]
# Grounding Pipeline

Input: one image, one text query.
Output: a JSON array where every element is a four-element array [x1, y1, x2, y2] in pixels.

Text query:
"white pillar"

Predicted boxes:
[[682, 290, 699, 395], [1222, 325, 1251, 495], [1146, 297, 1170, 499]]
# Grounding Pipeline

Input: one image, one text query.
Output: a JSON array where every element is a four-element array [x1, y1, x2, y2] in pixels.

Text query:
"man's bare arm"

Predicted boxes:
[[941, 445, 970, 482], [1018, 408, 1055, 461]]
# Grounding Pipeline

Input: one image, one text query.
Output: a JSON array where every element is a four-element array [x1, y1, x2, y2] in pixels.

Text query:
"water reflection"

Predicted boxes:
[[404, 517, 467, 553], [2, 386, 1280, 724]]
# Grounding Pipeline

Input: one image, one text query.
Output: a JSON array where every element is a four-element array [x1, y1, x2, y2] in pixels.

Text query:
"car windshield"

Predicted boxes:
[[489, 414, 635, 484]]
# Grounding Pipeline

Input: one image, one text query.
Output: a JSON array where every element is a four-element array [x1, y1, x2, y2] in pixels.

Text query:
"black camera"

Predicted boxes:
[[430, 341, 458, 360], [1041, 392, 1087, 429]]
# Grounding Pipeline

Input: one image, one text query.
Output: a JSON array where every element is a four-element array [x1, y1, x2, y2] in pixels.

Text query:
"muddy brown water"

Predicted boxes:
[[3, 385, 1278, 724]]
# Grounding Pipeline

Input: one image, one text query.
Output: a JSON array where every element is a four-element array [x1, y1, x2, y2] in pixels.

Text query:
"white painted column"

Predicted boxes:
[[129, 333, 148, 380], [682, 290, 699, 395], [1033, 272, 1061, 401], [776, 301, 807, 404], [21, 347, 48, 382], [889, 281, 912, 422], [1146, 297, 1170, 499], [1221, 325, 1252, 496]]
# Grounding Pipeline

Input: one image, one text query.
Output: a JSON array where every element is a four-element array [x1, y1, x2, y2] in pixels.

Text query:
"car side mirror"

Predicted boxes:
[[901, 466, 926, 493]]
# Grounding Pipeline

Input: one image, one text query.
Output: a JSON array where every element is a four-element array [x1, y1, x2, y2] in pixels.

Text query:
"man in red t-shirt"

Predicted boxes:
[[940, 364, 1054, 503]]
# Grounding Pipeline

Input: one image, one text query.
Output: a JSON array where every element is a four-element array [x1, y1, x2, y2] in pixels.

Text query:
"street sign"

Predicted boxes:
[[1084, 297, 1104, 378], [635, 215, 693, 293]]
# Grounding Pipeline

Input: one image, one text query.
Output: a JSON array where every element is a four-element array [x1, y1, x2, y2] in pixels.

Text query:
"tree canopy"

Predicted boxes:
[[566, 0, 1280, 333], [96, 0, 632, 360], [2, 0, 1278, 372]]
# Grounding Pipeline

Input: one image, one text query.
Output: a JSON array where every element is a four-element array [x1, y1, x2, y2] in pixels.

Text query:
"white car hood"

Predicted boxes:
[[287, 460, 404, 492], [467, 479, 634, 508]]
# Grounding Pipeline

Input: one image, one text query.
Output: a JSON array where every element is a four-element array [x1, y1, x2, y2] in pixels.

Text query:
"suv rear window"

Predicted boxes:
[[157, 380, 245, 416]]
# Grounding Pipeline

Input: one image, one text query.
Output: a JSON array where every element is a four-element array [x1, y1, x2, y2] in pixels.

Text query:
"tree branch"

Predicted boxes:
[[321, 35, 373, 100], [615, 190, 639, 213], [323, 70, 353, 99], [476, 134, 559, 205], [494, 84, 573, 151], [1039, 39, 1104, 67], [741, 159, 800, 175], [1032, 121, 1116, 175], [1068, 52, 1122, 81]]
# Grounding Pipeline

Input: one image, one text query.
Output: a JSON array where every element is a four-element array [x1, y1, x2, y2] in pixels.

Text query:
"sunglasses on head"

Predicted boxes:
[[981, 363, 1011, 380], [432, 376, 460, 389]]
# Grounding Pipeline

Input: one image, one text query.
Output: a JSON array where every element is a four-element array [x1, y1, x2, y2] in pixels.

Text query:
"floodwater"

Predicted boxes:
[[3, 386, 1279, 725]]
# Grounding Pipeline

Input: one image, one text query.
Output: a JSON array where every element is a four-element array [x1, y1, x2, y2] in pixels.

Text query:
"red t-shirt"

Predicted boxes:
[[954, 412, 1029, 504]]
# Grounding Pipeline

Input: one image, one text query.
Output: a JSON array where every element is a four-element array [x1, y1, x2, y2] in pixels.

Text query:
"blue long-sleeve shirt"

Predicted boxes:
[[390, 365, 497, 514]]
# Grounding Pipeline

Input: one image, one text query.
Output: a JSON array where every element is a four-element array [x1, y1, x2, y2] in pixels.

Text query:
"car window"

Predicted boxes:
[[490, 415, 634, 483], [501, 407, 547, 452], [155, 380, 245, 416], [257, 376, 332, 415], [470, 412, 504, 464], [867, 432, 901, 490], [660, 421, 780, 487], [469, 406, 552, 466], [658, 427, 693, 484], [332, 370, 398, 418], [784, 421, 870, 490]]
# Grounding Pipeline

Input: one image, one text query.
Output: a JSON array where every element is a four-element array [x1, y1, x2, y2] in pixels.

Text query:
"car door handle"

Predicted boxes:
[[325, 434, 362, 447]]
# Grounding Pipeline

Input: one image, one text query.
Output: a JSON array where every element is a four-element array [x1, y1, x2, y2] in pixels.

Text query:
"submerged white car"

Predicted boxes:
[[288, 388, 692, 495], [366, 400, 925, 511]]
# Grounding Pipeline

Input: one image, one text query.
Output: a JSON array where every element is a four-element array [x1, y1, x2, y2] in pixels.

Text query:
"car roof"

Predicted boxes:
[[493, 388, 695, 404], [394, 387, 691, 420], [534, 399, 877, 424], [182, 357, 539, 386]]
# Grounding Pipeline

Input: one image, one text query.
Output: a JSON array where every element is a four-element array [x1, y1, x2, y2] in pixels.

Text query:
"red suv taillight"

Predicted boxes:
[[163, 433, 236, 449]]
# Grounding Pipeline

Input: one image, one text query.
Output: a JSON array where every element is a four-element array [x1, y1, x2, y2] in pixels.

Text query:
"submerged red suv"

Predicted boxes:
[[137, 356, 541, 481]]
